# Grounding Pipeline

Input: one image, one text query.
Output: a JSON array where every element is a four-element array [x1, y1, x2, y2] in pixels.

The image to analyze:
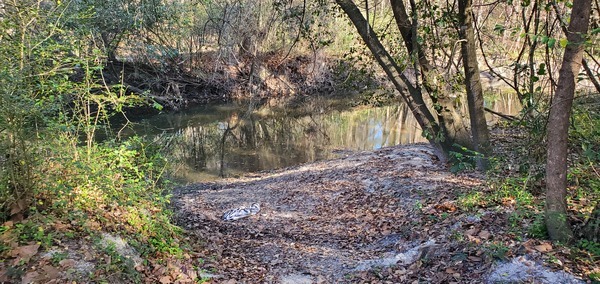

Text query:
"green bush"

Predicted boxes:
[[0, 0, 183, 263]]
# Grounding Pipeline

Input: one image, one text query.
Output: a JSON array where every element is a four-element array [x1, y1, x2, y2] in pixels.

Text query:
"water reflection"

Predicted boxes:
[[130, 94, 520, 183]]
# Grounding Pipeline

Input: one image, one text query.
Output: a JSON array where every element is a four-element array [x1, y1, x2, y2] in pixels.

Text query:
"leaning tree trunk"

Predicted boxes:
[[458, 0, 491, 170], [545, 0, 591, 243], [390, 0, 473, 151], [335, 0, 455, 161]]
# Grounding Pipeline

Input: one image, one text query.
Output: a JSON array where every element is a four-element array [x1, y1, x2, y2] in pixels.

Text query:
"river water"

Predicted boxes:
[[127, 93, 520, 183]]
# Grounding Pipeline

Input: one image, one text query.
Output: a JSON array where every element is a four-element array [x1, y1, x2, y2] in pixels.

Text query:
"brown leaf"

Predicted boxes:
[[42, 265, 61, 279], [85, 220, 101, 230], [159, 275, 172, 284], [186, 269, 198, 281], [534, 242, 553, 252], [501, 197, 516, 206], [10, 199, 28, 216], [10, 213, 24, 222], [153, 264, 167, 275], [0, 230, 13, 243], [11, 244, 40, 265], [434, 202, 457, 212], [21, 271, 40, 284], [0, 268, 8, 282], [465, 228, 479, 236], [171, 271, 185, 281], [59, 259, 76, 268], [467, 234, 481, 244], [478, 230, 491, 240], [522, 240, 536, 253], [394, 268, 407, 275], [468, 256, 482, 262], [53, 221, 71, 232]]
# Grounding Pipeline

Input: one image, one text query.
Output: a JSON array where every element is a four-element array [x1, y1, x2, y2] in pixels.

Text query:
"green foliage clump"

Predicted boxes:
[[0, 2, 186, 282], [568, 96, 600, 205], [458, 175, 544, 239], [458, 176, 536, 210], [448, 144, 491, 173], [32, 136, 182, 257]]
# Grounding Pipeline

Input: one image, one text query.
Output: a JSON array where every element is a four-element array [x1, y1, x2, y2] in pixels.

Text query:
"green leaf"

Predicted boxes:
[[547, 38, 556, 48], [152, 101, 163, 111], [537, 63, 546, 75], [559, 38, 569, 48], [494, 24, 506, 34]]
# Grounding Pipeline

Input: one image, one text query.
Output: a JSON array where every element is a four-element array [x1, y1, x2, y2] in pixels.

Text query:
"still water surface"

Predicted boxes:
[[129, 94, 520, 183]]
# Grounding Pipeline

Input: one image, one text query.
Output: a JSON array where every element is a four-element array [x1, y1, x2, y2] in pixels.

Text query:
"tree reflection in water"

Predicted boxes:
[[129, 93, 519, 182]]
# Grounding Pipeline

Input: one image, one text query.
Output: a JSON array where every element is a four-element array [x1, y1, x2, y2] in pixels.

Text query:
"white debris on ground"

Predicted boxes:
[[279, 273, 314, 284], [100, 233, 143, 267], [354, 239, 436, 271], [486, 255, 585, 284]]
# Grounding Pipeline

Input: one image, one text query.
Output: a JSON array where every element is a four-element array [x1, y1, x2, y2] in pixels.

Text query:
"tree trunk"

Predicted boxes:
[[458, 0, 491, 170], [545, 0, 591, 243], [390, 0, 473, 151], [335, 0, 455, 161]]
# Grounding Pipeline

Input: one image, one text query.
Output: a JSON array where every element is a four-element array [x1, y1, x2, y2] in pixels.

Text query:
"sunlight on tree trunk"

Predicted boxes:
[[545, 0, 591, 243], [335, 0, 453, 161], [458, 0, 491, 171]]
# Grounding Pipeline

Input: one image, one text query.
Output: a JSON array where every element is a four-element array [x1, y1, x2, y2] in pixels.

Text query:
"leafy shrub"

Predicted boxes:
[[32, 135, 182, 256], [0, 0, 184, 267], [449, 144, 487, 173]]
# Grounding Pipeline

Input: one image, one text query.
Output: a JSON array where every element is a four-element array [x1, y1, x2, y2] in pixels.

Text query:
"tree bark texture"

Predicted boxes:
[[457, 0, 491, 170], [335, 0, 455, 161], [545, 0, 591, 243]]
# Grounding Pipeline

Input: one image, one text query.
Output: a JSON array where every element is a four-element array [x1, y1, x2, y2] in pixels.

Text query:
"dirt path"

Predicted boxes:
[[172, 144, 502, 283]]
